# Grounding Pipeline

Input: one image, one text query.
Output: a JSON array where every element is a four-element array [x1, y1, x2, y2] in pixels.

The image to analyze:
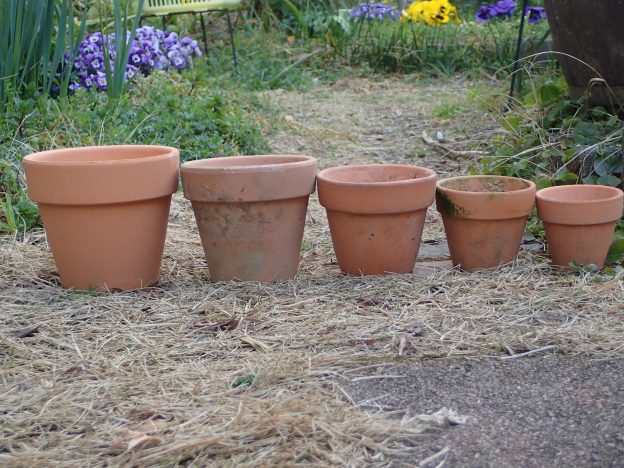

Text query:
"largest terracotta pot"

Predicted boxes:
[[544, 0, 624, 106], [181, 155, 317, 282], [23, 145, 179, 291]]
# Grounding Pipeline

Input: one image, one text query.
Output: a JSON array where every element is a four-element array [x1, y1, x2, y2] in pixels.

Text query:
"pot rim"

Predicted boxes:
[[23, 145, 179, 167], [180, 154, 316, 174], [317, 164, 437, 188], [436, 175, 536, 195], [536, 184, 624, 204]]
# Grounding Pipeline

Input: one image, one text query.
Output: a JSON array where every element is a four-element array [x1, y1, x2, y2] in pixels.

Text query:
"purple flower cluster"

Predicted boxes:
[[475, 1, 546, 24], [349, 3, 399, 22], [69, 26, 202, 92]]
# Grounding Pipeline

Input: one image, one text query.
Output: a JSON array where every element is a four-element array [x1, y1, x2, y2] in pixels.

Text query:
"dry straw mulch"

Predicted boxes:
[[1, 195, 623, 467]]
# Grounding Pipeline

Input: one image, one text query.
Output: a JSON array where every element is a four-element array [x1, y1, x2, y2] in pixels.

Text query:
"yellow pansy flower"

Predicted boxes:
[[402, 0, 461, 26]]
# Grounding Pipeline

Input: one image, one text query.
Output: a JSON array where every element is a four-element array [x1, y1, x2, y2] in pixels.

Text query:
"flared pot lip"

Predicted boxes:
[[180, 154, 317, 174], [536, 184, 624, 204], [436, 175, 536, 196], [317, 164, 437, 188], [23, 145, 179, 167]]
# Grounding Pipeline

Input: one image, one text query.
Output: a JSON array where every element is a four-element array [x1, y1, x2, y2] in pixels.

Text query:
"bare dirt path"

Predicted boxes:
[[264, 75, 493, 172], [2, 76, 623, 467]]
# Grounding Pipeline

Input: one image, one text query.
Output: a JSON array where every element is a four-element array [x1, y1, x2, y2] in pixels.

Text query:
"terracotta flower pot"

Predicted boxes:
[[536, 185, 624, 268], [23, 145, 179, 291], [436, 176, 536, 271], [180, 155, 317, 282], [317, 164, 437, 275]]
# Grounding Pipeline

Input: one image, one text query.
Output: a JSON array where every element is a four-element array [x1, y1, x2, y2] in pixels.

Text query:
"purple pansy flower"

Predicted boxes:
[[526, 6, 546, 24], [491, 0, 517, 15], [96, 72, 107, 90], [475, 5, 498, 22]]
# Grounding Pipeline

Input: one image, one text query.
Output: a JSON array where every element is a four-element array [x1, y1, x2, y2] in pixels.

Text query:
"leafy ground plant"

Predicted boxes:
[[478, 77, 623, 189]]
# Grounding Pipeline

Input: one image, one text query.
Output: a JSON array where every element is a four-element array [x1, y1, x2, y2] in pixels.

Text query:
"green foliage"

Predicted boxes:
[[204, 29, 351, 91], [0, 0, 87, 110], [325, 15, 548, 76], [0, 71, 268, 234], [606, 228, 624, 266], [477, 77, 623, 190], [0, 160, 39, 233], [249, 0, 352, 37]]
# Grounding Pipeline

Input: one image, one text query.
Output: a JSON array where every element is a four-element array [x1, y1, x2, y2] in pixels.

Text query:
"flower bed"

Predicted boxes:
[[68, 26, 203, 92]]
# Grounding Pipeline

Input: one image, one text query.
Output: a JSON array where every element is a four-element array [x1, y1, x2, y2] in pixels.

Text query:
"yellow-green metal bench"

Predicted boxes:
[[141, 0, 242, 70]]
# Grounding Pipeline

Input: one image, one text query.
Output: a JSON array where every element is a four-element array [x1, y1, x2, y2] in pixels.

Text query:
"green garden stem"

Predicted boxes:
[[225, 11, 239, 73], [508, 0, 529, 108], [486, 23, 499, 63], [199, 13, 208, 52]]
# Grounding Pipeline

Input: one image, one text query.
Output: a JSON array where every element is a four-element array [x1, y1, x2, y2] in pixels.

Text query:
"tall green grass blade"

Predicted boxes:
[[0, 192, 18, 234], [1, 0, 82, 109], [281, 0, 307, 36], [101, 0, 144, 99]]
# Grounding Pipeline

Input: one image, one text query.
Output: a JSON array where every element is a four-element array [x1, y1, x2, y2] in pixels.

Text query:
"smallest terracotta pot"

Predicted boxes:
[[436, 176, 536, 271], [536, 185, 624, 268]]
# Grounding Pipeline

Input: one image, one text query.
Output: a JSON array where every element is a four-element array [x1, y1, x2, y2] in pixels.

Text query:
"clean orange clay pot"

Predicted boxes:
[[536, 185, 623, 268], [180, 155, 317, 282], [317, 164, 437, 275], [436, 175, 536, 271], [23, 145, 179, 291]]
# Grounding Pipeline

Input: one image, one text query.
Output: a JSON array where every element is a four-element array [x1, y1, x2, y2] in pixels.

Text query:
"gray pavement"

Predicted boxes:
[[345, 356, 624, 467]]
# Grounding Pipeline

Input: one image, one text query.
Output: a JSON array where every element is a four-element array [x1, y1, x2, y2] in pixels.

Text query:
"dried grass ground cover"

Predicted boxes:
[[2, 77, 624, 466]]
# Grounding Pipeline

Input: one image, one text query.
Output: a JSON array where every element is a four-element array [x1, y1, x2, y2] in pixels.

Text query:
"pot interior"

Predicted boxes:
[[26, 145, 173, 164], [320, 165, 434, 184], [439, 176, 530, 193], [538, 185, 623, 203], [183, 155, 312, 170]]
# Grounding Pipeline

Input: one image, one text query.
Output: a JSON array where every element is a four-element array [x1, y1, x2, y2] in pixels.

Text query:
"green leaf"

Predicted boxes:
[[572, 121, 598, 144], [582, 175, 599, 185], [597, 174, 622, 187], [562, 148, 577, 163], [500, 115, 521, 133], [231, 372, 257, 390], [594, 154, 622, 177], [538, 82, 562, 107], [605, 237, 624, 265], [536, 178, 553, 190], [554, 170, 579, 182]]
